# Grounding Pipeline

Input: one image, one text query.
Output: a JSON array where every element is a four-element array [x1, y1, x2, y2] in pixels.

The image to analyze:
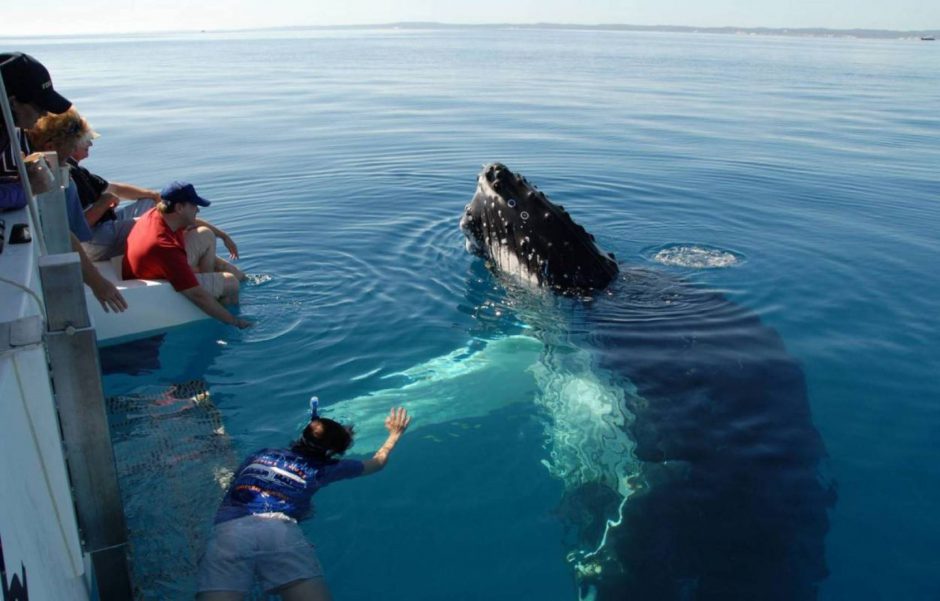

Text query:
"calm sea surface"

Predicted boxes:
[[5, 28, 939, 599]]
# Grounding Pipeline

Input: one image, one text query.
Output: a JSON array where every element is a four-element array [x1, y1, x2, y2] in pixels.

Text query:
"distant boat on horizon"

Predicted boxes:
[[921, 36, 936, 41]]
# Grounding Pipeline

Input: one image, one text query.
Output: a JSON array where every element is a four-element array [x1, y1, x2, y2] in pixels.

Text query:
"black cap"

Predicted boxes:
[[0, 52, 72, 114]]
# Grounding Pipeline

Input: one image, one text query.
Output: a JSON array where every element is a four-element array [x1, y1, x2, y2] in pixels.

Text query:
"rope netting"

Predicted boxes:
[[107, 380, 237, 599]]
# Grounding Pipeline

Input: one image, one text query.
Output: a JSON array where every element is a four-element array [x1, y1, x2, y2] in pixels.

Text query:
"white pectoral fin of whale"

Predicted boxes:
[[531, 346, 642, 571], [326, 330, 639, 572], [532, 350, 638, 498], [326, 335, 544, 450]]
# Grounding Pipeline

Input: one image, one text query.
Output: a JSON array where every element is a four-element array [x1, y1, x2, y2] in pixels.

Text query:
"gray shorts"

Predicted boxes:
[[82, 199, 155, 261], [197, 514, 325, 594]]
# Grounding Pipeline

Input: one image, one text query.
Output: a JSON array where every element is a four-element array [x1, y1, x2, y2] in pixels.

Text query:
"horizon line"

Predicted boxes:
[[2, 21, 938, 40]]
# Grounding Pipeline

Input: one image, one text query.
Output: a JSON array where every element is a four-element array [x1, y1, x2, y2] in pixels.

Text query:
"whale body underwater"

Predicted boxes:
[[455, 163, 836, 600]]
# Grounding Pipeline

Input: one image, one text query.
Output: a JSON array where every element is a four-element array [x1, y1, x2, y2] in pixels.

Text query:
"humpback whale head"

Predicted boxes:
[[461, 163, 619, 294]]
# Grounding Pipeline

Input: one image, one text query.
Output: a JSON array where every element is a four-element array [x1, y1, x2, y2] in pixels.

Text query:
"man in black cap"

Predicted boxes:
[[1, 52, 127, 313], [0, 52, 72, 112], [1, 52, 71, 182]]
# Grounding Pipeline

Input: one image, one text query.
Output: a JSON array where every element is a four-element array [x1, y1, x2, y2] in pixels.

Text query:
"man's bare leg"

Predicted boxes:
[[215, 256, 247, 281], [219, 272, 240, 305], [278, 578, 332, 601], [185, 226, 217, 273]]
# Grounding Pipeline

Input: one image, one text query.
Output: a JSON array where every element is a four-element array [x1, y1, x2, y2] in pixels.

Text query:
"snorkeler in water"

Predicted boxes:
[[196, 398, 411, 600]]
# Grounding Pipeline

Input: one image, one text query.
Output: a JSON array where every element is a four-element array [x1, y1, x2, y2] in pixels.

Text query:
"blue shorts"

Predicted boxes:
[[197, 514, 324, 594]]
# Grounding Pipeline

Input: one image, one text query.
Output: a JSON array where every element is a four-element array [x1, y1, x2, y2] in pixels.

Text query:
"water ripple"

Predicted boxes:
[[34, 28, 938, 601]]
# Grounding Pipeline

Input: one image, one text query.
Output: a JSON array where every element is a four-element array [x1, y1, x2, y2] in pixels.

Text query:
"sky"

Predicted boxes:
[[1, 0, 938, 37]]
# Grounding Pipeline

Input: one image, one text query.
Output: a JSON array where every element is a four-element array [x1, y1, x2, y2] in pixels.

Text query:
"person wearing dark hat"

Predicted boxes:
[[1, 52, 127, 313], [0, 52, 71, 114], [2, 52, 72, 204], [122, 181, 250, 328]]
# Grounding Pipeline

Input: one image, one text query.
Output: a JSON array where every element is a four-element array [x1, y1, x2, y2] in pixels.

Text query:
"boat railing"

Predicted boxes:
[[1, 76, 133, 600]]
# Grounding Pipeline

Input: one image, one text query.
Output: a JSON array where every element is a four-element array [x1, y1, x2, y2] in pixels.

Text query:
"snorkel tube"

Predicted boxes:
[[309, 396, 320, 421], [298, 395, 353, 460]]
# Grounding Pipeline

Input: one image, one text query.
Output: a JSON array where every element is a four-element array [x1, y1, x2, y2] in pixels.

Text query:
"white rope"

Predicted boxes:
[[0, 275, 47, 320]]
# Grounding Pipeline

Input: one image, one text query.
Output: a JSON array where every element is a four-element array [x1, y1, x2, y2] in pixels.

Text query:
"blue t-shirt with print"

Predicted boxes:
[[214, 447, 364, 524]]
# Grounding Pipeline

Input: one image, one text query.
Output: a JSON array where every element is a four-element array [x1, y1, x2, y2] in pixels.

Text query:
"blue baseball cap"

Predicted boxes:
[[161, 181, 211, 207]]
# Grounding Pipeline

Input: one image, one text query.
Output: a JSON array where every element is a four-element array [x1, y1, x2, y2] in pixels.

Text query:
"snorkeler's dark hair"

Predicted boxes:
[[291, 417, 354, 460]]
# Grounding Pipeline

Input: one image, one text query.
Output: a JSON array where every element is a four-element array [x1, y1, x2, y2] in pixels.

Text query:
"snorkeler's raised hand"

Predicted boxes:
[[384, 407, 411, 436], [363, 407, 411, 476]]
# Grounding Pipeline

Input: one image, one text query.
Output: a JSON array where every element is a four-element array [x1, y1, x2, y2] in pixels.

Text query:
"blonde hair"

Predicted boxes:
[[27, 108, 99, 161]]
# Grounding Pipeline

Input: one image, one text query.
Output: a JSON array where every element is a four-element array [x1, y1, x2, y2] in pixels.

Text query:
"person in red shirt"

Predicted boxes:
[[123, 181, 250, 328]]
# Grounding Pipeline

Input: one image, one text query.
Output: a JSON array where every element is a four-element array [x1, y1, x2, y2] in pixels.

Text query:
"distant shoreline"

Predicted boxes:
[[299, 22, 940, 40], [3, 22, 938, 41]]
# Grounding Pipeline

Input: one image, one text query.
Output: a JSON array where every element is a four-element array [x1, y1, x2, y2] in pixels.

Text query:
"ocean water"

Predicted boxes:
[[5, 28, 939, 599]]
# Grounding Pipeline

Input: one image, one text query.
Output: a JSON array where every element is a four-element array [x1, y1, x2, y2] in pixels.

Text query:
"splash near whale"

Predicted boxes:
[[461, 163, 835, 600]]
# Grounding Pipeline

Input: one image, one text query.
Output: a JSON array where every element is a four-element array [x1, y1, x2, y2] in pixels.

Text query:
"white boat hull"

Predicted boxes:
[[85, 258, 210, 346]]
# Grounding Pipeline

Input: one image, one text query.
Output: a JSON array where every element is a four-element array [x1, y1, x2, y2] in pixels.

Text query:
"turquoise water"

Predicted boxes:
[[6, 28, 939, 599]]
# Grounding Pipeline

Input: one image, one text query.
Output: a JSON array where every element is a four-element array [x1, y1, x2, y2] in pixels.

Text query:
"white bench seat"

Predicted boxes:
[[85, 257, 209, 346]]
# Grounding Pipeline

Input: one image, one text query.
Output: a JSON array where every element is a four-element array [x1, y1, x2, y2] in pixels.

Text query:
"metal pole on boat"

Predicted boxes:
[[40, 254, 134, 600]]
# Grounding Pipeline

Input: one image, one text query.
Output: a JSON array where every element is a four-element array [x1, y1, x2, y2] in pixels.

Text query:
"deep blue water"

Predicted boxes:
[[5, 28, 939, 599]]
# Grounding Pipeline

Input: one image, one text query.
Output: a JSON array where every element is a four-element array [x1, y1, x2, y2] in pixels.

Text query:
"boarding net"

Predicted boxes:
[[107, 380, 238, 600]]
